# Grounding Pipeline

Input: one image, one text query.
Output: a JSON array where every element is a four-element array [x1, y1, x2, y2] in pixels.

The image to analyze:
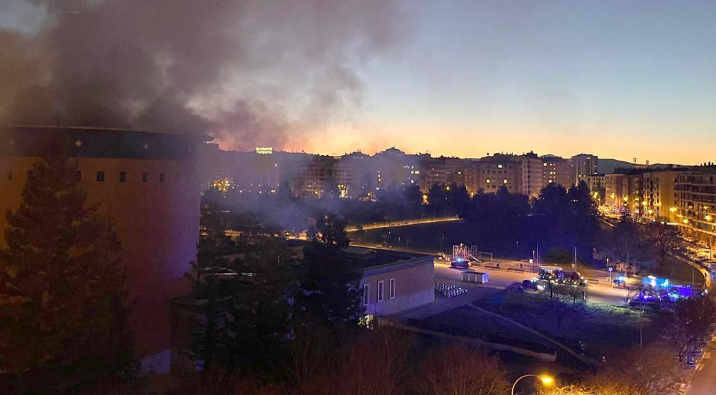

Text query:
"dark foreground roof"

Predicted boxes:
[[1, 126, 208, 160]]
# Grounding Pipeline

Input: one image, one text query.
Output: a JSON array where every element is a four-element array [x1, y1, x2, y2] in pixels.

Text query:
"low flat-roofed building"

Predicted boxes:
[[342, 248, 435, 317]]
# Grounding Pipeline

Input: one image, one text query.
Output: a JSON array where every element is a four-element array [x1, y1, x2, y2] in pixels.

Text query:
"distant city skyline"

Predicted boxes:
[[219, 143, 687, 167]]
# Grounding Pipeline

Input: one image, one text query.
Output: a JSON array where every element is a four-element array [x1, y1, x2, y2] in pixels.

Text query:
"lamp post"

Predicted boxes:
[[511, 374, 554, 395]]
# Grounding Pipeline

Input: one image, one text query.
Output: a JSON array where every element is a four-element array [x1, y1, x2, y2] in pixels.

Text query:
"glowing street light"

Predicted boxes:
[[511, 374, 554, 395]]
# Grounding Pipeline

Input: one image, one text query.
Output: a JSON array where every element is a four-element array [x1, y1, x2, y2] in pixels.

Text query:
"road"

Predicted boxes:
[[432, 261, 629, 306], [346, 215, 461, 233], [687, 340, 716, 395]]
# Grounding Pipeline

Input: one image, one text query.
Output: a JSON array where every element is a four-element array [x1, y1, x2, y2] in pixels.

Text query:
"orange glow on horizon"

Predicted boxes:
[[211, 124, 710, 165]]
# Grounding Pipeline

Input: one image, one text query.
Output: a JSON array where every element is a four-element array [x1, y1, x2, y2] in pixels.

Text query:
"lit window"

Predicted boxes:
[[503, 179, 508, 184], [389, 278, 396, 299], [96, 171, 105, 182], [377, 281, 384, 302]]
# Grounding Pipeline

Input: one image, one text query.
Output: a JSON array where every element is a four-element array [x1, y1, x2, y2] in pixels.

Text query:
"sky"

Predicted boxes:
[[1, 1, 715, 164]]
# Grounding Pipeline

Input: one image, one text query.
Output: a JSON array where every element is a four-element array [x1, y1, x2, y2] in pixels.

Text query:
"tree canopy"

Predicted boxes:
[[0, 146, 136, 393]]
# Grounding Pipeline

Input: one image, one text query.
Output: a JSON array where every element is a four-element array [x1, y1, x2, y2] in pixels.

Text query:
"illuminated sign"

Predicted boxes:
[[255, 147, 273, 155]]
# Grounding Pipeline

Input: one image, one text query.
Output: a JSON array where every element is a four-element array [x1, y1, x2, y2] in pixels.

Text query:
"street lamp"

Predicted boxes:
[[511, 374, 554, 395]]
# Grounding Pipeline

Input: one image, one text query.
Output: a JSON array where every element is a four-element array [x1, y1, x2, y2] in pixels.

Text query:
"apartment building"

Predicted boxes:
[[371, 147, 424, 190], [419, 157, 449, 190], [333, 152, 371, 198], [477, 154, 520, 193], [541, 156, 574, 188], [605, 172, 645, 216], [571, 153, 599, 186], [674, 167, 716, 245], [463, 160, 480, 195], [520, 153, 544, 197], [642, 170, 680, 222], [293, 155, 336, 198], [419, 157, 470, 192], [585, 174, 606, 191]]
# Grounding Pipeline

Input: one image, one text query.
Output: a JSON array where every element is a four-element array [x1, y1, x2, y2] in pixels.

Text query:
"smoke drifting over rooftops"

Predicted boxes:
[[0, 0, 409, 149]]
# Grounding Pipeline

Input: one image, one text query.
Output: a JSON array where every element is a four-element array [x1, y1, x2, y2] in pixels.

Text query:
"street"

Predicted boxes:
[[353, 238, 631, 307], [687, 340, 716, 395], [345, 215, 461, 233]]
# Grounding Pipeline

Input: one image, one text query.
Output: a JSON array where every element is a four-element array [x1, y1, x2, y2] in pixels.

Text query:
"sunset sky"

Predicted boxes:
[[309, 1, 716, 164], [2, 1, 715, 164]]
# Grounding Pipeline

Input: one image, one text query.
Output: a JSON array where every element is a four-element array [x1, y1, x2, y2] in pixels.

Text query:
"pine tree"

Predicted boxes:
[[0, 144, 136, 393], [295, 214, 363, 332]]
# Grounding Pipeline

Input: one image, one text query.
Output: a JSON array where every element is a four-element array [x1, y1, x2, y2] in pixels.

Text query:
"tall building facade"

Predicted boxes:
[[0, 126, 204, 373], [542, 156, 574, 188], [604, 172, 645, 217], [642, 170, 680, 222], [674, 167, 716, 245], [333, 152, 371, 198], [571, 153, 599, 185], [371, 147, 425, 189], [519, 153, 544, 197], [418, 157, 470, 192], [585, 174, 606, 204], [476, 154, 520, 193], [293, 155, 335, 198]]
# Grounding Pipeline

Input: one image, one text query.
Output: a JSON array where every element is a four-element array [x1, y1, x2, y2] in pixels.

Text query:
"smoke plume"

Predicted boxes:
[[0, 0, 409, 149]]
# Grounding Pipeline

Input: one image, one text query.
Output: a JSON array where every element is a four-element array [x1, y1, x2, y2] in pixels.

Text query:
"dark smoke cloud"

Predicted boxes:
[[0, 0, 410, 149]]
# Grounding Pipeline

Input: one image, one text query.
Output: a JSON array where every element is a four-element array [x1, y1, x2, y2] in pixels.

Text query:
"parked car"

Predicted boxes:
[[612, 276, 627, 288], [627, 298, 660, 310], [450, 259, 469, 269], [522, 279, 546, 292], [685, 357, 697, 369]]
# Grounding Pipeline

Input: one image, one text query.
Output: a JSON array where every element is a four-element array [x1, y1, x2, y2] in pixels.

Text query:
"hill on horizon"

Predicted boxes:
[[598, 158, 689, 174]]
